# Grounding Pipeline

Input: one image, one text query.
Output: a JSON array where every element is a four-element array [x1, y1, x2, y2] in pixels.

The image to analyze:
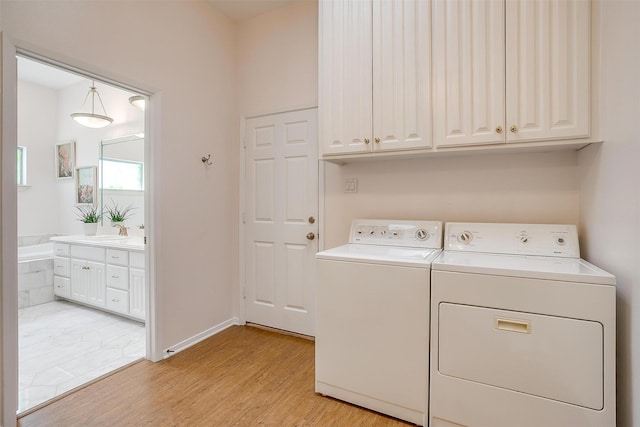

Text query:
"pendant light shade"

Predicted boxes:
[[129, 95, 146, 110], [71, 81, 113, 128]]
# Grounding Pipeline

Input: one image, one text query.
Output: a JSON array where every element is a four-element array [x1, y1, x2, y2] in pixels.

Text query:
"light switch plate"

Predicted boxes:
[[344, 178, 358, 193]]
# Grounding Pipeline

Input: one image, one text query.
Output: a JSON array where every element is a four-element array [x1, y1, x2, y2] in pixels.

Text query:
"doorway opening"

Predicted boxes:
[[15, 54, 150, 415]]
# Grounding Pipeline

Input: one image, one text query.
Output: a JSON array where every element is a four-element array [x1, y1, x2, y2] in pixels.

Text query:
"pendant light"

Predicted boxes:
[[70, 81, 113, 128], [129, 95, 146, 111]]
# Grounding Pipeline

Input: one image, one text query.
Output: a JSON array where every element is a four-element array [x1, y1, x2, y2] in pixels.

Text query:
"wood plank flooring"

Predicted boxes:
[[18, 325, 412, 426]]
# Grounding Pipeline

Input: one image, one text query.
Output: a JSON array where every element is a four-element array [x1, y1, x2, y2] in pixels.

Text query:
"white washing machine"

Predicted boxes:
[[430, 222, 616, 427], [316, 219, 443, 426]]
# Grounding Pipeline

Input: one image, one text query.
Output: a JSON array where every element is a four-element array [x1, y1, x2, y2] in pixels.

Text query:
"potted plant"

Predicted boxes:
[[76, 205, 101, 236], [105, 200, 135, 226]]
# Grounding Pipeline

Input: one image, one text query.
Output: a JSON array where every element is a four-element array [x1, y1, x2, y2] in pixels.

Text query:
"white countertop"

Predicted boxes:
[[51, 235, 145, 251]]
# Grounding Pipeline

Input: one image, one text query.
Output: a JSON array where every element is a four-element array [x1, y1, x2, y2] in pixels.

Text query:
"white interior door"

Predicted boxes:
[[243, 109, 318, 336]]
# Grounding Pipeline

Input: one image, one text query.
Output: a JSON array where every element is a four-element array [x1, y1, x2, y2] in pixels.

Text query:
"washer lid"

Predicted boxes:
[[316, 244, 441, 267], [432, 251, 615, 285]]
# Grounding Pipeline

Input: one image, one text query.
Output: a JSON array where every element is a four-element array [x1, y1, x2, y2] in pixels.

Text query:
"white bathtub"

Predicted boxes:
[[18, 242, 54, 262]]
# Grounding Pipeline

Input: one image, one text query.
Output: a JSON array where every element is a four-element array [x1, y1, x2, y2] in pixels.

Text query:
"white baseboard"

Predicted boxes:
[[162, 317, 241, 359]]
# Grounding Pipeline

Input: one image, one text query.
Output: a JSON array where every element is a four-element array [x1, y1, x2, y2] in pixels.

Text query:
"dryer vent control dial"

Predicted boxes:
[[415, 229, 429, 241], [457, 231, 474, 244]]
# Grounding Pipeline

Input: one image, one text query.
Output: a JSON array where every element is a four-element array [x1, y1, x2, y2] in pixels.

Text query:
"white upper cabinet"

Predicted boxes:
[[319, 0, 431, 156], [433, 0, 505, 147], [434, 0, 591, 148], [506, 0, 590, 142]]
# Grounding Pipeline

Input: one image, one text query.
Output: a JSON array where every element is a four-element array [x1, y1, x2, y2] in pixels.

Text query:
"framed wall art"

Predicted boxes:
[[75, 166, 97, 206], [55, 140, 76, 179]]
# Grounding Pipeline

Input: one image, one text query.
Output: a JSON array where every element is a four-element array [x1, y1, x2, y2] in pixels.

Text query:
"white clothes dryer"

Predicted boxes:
[[316, 219, 443, 426], [430, 223, 616, 427]]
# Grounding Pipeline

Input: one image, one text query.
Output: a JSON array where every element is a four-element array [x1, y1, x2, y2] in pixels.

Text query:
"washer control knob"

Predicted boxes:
[[380, 229, 387, 236], [520, 236, 529, 244], [458, 231, 473, 244], [369, 230, 376, 235], [556, 237, 566, 245], [415, 229, 429, 241]]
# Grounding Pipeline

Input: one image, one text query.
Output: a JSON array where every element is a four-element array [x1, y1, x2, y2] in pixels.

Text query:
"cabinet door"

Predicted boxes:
[[506, 0, 590, 142], [319, 0, 373, 155], [433, 0, 505, 147], [372, 0, 431, 151], [129, 268, 145, 320], [70, 260, 105, 307]]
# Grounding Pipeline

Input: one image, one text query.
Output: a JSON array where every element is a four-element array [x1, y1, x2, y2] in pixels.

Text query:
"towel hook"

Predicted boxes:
[[201, 154, 213, 166]]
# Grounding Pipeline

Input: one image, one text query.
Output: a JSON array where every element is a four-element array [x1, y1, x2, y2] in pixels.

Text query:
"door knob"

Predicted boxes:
[[306, 232, 316, 241]]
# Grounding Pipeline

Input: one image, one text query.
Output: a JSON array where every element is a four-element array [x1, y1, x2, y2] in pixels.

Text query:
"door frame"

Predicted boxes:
[[238, 106, 324, 327], [1, 34, 161, 424]]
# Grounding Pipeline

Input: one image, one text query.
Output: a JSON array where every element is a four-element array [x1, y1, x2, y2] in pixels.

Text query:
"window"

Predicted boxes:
[[101, 158, 144, 191], [17, 146, 27, 186]]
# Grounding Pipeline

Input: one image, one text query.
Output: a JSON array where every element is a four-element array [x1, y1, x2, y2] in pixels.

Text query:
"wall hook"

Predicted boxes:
[[201, 154, 213, 165]]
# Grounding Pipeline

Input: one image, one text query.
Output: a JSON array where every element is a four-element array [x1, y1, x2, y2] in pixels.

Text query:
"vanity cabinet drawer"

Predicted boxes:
[[107, 265, 129, 290], [54, 257, 71, 277], [53, 276, 70, 298], [130, 251, 145, 269], [106, 288, 129, 315], [107, 249, 129, 267], [70, 245, 105, 263], [53, 243, 70, 257]]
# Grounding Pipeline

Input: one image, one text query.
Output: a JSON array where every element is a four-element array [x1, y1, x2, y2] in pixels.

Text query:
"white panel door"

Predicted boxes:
[[244, 109, 318, 336], [372, 0, 431, 152], [506, 0, 590, 142], [433, 0, 505, 147], [319, 0, 373, 155]]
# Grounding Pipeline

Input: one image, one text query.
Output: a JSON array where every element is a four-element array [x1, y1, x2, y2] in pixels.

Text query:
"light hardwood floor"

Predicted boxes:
[[18, 325, 412, 426]]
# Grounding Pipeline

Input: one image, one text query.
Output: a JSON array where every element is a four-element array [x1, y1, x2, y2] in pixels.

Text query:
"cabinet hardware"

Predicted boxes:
[[308, 216, 316, 224], [306, 232, 316, 241], [375, 137, 380, 143], [510, 125, 518, 133], [364, 138, 370, 144], [112, 299, 120, 302], [112, 275, 119, 279], [82, 266, 90, 270], [496, 126, 503, 133]]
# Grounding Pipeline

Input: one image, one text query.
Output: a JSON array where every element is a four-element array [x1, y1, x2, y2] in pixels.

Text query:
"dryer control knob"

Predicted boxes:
[[458, 231, 474, 244], [415, 229, 429, 241]]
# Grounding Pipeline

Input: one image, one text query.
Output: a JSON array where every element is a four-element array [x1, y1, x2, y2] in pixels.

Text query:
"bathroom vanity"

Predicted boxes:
[[51, 235, 145, 322]]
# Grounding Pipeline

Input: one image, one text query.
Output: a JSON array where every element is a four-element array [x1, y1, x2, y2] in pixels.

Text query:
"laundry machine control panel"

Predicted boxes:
[[349, 219, 443, 248], [444, 222, 580, 258]]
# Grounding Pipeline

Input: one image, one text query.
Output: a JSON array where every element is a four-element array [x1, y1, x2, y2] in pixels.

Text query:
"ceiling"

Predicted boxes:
[[207, 0, 297, 22], [18, 57, 86, 90]]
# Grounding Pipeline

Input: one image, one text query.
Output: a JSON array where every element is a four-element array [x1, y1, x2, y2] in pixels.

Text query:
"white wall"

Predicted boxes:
[[16, 80, 59, 237], [237, 0, 318, 116], [578, 2, 640, 426], [1, 0, 238, 368], [323, 151, 580, 248]]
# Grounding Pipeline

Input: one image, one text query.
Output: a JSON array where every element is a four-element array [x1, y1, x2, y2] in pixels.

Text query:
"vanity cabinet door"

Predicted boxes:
[[129, 268, 145, 320], [71, 260, 105, 307]]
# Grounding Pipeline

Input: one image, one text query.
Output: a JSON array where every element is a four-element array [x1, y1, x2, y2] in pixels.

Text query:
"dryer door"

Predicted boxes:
[[438, 303, 603, 410]]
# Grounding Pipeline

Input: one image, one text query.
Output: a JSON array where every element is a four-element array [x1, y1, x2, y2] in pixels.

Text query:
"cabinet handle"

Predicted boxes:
[[112, 275, 120, 279], [56, 285, 62, 288], [364, 138, 370, 144], [112, 299, 120, 302], [111, 256, 120, 259], [510, 125, 518, 133], [374, 137, 380, 143], [82, 266, 90, 270], [496, 126, 503, 134]]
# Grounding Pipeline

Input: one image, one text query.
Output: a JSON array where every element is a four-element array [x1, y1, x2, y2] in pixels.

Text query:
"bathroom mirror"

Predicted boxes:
[[100, 134, 144, 227]]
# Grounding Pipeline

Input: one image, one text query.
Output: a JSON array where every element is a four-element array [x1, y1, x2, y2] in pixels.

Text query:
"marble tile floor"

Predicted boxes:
[[18, 300, 146, 413]]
